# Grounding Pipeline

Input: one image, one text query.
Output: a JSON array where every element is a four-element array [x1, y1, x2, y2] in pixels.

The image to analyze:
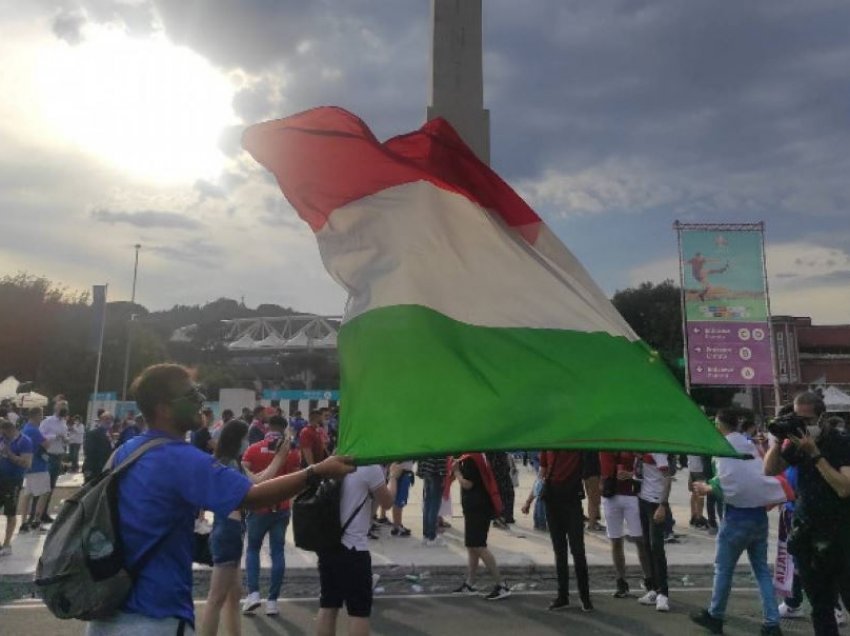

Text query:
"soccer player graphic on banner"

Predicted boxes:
[[688, 245, 730, 302]]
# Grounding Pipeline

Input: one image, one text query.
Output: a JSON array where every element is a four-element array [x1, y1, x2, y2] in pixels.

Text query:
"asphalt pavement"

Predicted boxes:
[[0, 589, 833, 635]]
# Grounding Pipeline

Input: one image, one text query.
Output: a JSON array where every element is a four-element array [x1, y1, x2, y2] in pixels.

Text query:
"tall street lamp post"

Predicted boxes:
[[121, 244, 141, 401]]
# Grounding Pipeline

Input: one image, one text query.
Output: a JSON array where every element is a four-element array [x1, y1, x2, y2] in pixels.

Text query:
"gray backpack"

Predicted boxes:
[[35, 437, 173, 620]]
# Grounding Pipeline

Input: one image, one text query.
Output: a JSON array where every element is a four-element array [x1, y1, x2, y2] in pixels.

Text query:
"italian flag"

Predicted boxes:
[[243, 107, 733, 463]]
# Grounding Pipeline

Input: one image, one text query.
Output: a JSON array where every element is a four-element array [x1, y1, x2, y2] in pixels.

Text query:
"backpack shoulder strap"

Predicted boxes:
[[103, 436, 176, 474], [341, 494, 370, 534]]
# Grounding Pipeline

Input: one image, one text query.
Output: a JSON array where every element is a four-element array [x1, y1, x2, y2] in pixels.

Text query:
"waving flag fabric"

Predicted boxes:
[[243, 107, 734, 463]]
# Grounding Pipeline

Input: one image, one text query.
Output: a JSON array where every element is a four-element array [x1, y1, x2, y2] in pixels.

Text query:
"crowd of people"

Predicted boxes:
[[1, 376, 849, 636]]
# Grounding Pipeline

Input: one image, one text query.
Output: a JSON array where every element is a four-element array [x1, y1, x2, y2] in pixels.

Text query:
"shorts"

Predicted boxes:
[[24, 472, 51, 497], [602, 495, 642, 539], [318, 546, 372, 617], [688, 472, 706, 490], [210, 516, 244, 566], [463, 509, 491, 548], [394, 473, 412, 508], [0, 479, 22, 517], [581, 452, 601, 479], [86, 611, 194, 635]]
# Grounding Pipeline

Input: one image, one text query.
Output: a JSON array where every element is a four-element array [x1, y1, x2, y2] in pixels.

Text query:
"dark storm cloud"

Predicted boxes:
[[91, 209, 201, 229], [193, 179, 226, 202], [51, 8, 86, 44], [147, 239, 219, 268]]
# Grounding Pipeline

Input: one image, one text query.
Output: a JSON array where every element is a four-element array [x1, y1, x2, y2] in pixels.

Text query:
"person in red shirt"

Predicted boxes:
[[299, 410, 329, 466], [599, 451, 652, 599], [240, 415, 302, 616], [539, 451, 591, 611]]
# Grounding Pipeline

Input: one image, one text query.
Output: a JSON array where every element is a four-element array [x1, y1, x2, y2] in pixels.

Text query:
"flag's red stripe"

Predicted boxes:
[[241, 107, 542, 236]]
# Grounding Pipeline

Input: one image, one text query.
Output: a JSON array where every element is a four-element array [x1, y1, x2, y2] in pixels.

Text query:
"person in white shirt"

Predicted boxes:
[[316, 463, 401, 636], [66, 415, 84, 473], [636, 453, 672, 613], [39, 405, 68, 522]]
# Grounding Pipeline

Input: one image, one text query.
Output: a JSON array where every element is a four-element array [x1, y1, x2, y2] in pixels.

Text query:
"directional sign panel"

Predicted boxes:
[[687, 322, 773, 385]]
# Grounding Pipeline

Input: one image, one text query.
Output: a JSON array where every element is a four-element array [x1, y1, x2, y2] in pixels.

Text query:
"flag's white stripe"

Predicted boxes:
[[315, 180, 638, 338]]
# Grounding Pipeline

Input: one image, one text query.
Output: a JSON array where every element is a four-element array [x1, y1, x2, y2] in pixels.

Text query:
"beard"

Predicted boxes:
[[174, 406, 202, 433]]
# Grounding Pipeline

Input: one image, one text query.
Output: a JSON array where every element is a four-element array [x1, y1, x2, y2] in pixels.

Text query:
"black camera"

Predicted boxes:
[[768, 413, 809, 441]]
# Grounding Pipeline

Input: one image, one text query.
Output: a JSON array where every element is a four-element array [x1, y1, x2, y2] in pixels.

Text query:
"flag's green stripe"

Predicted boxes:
[[336, 305, 735, 464]]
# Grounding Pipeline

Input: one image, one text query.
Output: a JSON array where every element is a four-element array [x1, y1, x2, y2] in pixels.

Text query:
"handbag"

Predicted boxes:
[[193, 530, 213, 566]]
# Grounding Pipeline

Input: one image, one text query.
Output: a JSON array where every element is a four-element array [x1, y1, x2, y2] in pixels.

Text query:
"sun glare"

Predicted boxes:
[[35, 27, 236, 184]]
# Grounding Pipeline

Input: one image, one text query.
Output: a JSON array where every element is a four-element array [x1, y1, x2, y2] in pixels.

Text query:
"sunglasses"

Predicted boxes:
[[170, 385, 207, 406]]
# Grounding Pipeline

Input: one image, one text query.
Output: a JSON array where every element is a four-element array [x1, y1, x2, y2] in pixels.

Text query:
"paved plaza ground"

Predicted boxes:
[[1, 463, 835, 635]]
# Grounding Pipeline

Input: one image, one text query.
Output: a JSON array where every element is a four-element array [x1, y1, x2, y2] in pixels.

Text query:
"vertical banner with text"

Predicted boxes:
[[676, 224, 775, 386]]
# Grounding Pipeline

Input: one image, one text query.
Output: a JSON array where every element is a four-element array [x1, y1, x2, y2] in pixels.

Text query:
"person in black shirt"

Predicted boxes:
[[765, 392, 850, 636], [82, 412, 113, 483], [451, 454, 511, 601]]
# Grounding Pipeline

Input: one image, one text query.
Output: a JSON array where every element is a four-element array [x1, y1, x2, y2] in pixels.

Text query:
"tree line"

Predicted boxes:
[[0, 273, 731, 414]]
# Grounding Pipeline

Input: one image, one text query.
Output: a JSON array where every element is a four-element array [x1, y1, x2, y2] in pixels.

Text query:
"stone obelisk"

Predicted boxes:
[[427, 0, 490, 165]]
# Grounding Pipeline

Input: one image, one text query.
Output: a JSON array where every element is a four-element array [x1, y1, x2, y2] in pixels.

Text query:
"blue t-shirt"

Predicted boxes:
[[21, 423, 48, 473], [0, 434, 33, 481], [114, 430, 252, 625]]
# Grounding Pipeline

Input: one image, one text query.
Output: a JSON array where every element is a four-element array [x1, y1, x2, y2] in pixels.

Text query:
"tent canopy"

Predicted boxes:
[[14, 392, 49, 408], [823, 386, 850, 412], [0, 376, 20, 400]]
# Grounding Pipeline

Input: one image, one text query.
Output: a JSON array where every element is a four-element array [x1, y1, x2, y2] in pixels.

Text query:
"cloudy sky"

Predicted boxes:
[[1, 1, 848, 323]]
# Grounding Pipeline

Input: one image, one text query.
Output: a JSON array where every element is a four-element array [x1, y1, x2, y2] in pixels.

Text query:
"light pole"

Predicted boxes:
[[121, 244, 141, 401]]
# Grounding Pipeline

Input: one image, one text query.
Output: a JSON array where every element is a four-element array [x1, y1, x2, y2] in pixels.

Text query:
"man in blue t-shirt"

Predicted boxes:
[[19, 408, 51, 532], [86, 364, 355, 635], [0, 418, 33, 556]]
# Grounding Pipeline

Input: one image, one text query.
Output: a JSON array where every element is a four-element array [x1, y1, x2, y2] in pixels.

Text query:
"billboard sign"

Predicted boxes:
[[677, 224, 775, 386]]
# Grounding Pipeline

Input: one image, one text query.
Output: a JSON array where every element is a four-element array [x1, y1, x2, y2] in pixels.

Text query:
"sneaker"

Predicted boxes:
[[30, 523, 44, 533], [760, 626, 782, 636], [581, 598, 594, 612], [41, 513, 54, 524], [242, 592, 261, 614], [778, 602, 804, 619], [391, 526, 411, 537], [836, 608, 848, 627], [18, 522, 30, 533], [375, 517, 391, 525], [492, 519, 509, 530], [548, 597, 570, 611], [264, 600, 279, 616], [656, 594, 670, 612], [485, 584, 511, 601], [638, 591, 658, 606], [423, 537, 446, 547], [0, 546, 11, 557], [690, 609, 723, 634], [613, 578, 630, 598], [587, 522, 606, 533], [452, 581, 478, 595]]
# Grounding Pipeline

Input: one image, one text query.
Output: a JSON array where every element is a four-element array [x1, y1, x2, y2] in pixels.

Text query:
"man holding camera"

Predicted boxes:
[[764, 392, 850, 636]]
